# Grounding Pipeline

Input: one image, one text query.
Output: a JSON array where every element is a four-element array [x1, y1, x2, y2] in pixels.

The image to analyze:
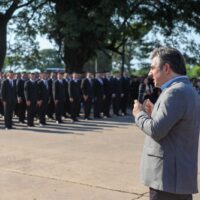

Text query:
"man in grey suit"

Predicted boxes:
[[133, 47, 200, 200]]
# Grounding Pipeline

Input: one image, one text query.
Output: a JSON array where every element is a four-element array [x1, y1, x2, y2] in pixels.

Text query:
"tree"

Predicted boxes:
[[187, 65, 200, 78], [6, 30, 40, 70], [0, 0, 50, 70], [37, 48, 64, 70], [45, 0, 120, 72], [111, 39, 149, 74], [5, 48, 63, 71], [45, 0, 200, 72], [6, 0, 200, 73], [0, 0, 41, 71]]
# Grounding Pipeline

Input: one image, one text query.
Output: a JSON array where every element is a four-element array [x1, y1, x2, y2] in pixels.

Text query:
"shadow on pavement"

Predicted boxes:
[[0, 112, 135, 135]]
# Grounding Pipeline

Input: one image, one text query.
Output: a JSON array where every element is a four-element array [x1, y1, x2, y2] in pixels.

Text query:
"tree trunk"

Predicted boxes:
[[63, 43, 93, 73], [63, 47, 85, 73], [127, 51, 132, 74], [0, 16, 7, 71], [121, 32, 126, 76]]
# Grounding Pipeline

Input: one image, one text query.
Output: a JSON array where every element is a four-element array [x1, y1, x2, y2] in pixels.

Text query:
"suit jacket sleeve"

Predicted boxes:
[[52, 80, 58, 101], [1, 80, 7, 101], [68, 80, 73, 98], [135, 88, 185, 141], [24, 81, 29, 101], [37, 81, 42, 101], [81, 79, 88, 96]]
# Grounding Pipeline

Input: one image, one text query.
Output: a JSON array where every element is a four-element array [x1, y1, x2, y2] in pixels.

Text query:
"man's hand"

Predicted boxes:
[[143, 99, 154, 116], [17, 97, 22, 104], [69, 97, 74, 102], [83, 95, 88, 101], [132, 100, 143, 117], [26, 101, 31, 106], [37, 100, 43, 107]]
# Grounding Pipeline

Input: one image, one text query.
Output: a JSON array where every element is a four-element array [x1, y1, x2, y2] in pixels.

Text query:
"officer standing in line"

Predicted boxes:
[[93, 73, 104, 119], [120, 71, 130, 115], [24, 72, 38, 127], [52, 71, 65, 124], [112, 71, 122, 116], [37, 71, 50, 126], [16, 72, 28, 124], [1, 71, 17, 129], [47, 72, 57, 120], [81, 72, 93, 120], [102, 72, 113, 118], [68, 72, 82, 122]]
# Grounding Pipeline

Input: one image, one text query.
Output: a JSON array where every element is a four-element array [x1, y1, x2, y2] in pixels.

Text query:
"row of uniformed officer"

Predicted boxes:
[[0, 70, 132, 129]]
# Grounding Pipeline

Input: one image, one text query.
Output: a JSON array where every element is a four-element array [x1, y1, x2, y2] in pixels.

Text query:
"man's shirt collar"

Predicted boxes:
[[161, 75, 187, 91]]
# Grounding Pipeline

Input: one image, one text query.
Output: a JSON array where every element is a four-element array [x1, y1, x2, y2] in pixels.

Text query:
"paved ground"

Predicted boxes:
[[0, 114, 199, 200]]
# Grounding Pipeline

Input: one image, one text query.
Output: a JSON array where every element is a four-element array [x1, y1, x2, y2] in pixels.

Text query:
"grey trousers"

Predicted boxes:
[[150, 188, 192, 200]]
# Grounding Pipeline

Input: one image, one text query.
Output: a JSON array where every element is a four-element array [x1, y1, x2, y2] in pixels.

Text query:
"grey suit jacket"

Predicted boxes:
[[135, 77, 200, 194]]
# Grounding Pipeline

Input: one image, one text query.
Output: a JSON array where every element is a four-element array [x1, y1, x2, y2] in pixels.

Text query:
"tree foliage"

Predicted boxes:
[[187, 65, 200, 78], [47, 0, 155, 72], [0, 0, 48, 71], [2, 0, 200, 73], [5, 48, 63, 71]]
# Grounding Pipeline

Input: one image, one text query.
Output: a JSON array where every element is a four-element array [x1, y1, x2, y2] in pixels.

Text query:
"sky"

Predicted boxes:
[[7, 26, 200, 72], [37, 35, 55, 50]]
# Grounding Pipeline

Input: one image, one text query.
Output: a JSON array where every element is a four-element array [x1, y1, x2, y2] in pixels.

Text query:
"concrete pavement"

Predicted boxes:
[[0, 115, 199, 200]]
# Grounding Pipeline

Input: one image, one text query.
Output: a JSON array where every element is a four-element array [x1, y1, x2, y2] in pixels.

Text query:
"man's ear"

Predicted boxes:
[[163, 63, 171, 74]]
